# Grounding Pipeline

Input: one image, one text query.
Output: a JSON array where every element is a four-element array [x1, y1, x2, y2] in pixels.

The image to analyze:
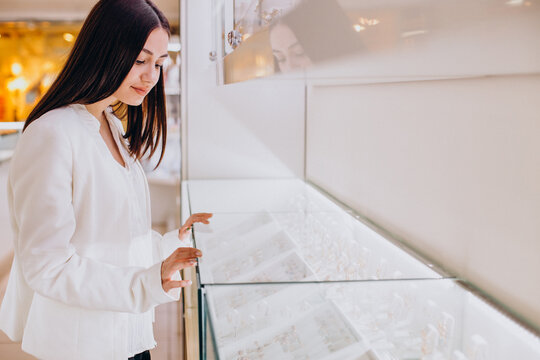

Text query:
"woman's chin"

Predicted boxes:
[[122, 98, 145, 107]]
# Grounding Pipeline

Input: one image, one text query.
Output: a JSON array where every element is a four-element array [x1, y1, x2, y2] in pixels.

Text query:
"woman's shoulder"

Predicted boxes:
[[10, 107, 78, 169], [17, 106, 90, 157], [23, 105, 87, 138]]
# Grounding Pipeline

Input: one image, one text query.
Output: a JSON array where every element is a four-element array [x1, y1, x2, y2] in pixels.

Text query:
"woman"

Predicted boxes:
[[0, 1, 211, 359]]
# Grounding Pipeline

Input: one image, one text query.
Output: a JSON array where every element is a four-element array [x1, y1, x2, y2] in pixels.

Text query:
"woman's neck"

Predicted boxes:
[[84, 96, 116, 125]]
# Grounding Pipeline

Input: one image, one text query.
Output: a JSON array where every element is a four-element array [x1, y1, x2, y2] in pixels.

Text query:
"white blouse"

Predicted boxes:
[[0, 104, 180, 360]]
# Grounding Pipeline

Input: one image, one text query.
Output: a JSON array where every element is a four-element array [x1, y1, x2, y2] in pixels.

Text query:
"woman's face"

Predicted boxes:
[[113, 27, 169, 106], [269, 23, 312, 73]]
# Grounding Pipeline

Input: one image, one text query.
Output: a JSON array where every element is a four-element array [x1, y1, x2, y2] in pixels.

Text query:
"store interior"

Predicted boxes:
[[180, 0, 540, 359], [1, 0, 540, 359], [0, 1, 183, 358]]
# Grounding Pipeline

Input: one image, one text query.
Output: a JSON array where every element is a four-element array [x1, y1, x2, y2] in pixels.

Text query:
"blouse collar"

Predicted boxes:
[[69, 103, 132, 171], [69, 103, 102, 131]]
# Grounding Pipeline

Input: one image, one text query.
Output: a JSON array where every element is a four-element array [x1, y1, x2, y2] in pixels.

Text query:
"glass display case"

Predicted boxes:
[[181, 0, 540, 357], [188, 179, 445, 283], [203, 280, 540, 360], [212, 0, 540, 83], [182, 179, 540, 359], [215, 0, 301, 57]]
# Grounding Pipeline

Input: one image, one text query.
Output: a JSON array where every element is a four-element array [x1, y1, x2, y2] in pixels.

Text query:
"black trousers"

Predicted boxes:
[[128, 350, 151, 360]]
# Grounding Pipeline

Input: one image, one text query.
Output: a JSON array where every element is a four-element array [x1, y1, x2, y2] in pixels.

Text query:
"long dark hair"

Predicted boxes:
[[24, 0, 170, 166]]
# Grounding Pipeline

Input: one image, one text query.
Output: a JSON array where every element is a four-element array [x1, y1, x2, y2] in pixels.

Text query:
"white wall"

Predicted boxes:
[[182, 0, 305, 180], [306, 74, 540, 329], [303, 0, 540, 331]]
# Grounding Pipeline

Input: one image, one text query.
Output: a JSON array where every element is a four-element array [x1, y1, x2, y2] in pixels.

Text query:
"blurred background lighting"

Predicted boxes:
[[353, 24, 365, 32], [11, 62, 22, 76], [63, 32, 74, 42], [167, 42, 181, 52], [7, 77, 29, 92]]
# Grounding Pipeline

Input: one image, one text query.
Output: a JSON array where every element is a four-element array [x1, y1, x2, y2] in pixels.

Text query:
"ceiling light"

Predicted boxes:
[[401, 30, 428, 38], [505, 0, 524, 6]]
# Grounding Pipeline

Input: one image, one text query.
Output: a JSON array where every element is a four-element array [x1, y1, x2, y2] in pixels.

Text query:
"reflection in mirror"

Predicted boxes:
[[269, 0, 362, 73], [220, 0, 540, 83], [232, 0, 303, 52], [222, 0, 363, 83], [269, 22, 312, 73]]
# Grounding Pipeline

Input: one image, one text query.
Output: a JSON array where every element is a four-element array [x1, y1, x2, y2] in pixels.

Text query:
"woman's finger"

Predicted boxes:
[[166, 259, 198, 273], [178, 227, 191, 240], [192, 213, 213, 224], [192, 212, 213, 220], [173, 247, 202, 259], [182, 213, 213, 229], [163, 280, 192, 292], [178, 213, 213, 239]]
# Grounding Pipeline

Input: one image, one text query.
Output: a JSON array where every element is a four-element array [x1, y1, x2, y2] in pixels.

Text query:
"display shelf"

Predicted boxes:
[[204, 280, 540, 360], [188, 179, 444, 283], [194, 210, 442, 284], [183, 179, 539, 359]]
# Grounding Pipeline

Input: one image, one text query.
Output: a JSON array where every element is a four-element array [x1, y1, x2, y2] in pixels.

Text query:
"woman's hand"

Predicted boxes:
[[160, 213, 211, 292], [160, 213, 212, 292], [161, 247, 202, 292], [178, 213, 213, 240]]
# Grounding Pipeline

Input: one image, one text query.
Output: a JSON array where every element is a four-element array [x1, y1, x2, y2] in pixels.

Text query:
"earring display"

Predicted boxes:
[[195, 210, 440, 285], [194, 212, 277, 260], [237, 250, 316, 283], [217, 301, 374, 360], [207, 284, 327, 347], [183, 179, 540, 360], [202, 230, 299, 282], [205, 279, 540, 360]]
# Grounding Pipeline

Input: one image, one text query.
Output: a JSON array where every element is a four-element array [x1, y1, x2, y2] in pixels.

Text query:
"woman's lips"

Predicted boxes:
[[132, 86, 148, 95]]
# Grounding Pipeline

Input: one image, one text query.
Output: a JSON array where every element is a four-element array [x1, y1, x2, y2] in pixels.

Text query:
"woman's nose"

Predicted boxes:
[[141, 65, 158, 84]]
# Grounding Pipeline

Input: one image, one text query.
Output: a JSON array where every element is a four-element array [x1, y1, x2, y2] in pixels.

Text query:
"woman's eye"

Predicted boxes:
[[136, 59, 162, 69]]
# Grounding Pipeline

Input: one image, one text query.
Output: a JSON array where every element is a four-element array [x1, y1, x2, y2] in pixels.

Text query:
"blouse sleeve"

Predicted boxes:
[[9, 120, 178, 313], [152, 229, 184, 300]]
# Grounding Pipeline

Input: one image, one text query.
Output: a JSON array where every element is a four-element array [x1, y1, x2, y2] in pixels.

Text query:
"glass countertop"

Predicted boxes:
[[187, 179, 339, 214], [194, 211, 442, 284], [204, 279, 540, 360], [188, 179, 445, 284]]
